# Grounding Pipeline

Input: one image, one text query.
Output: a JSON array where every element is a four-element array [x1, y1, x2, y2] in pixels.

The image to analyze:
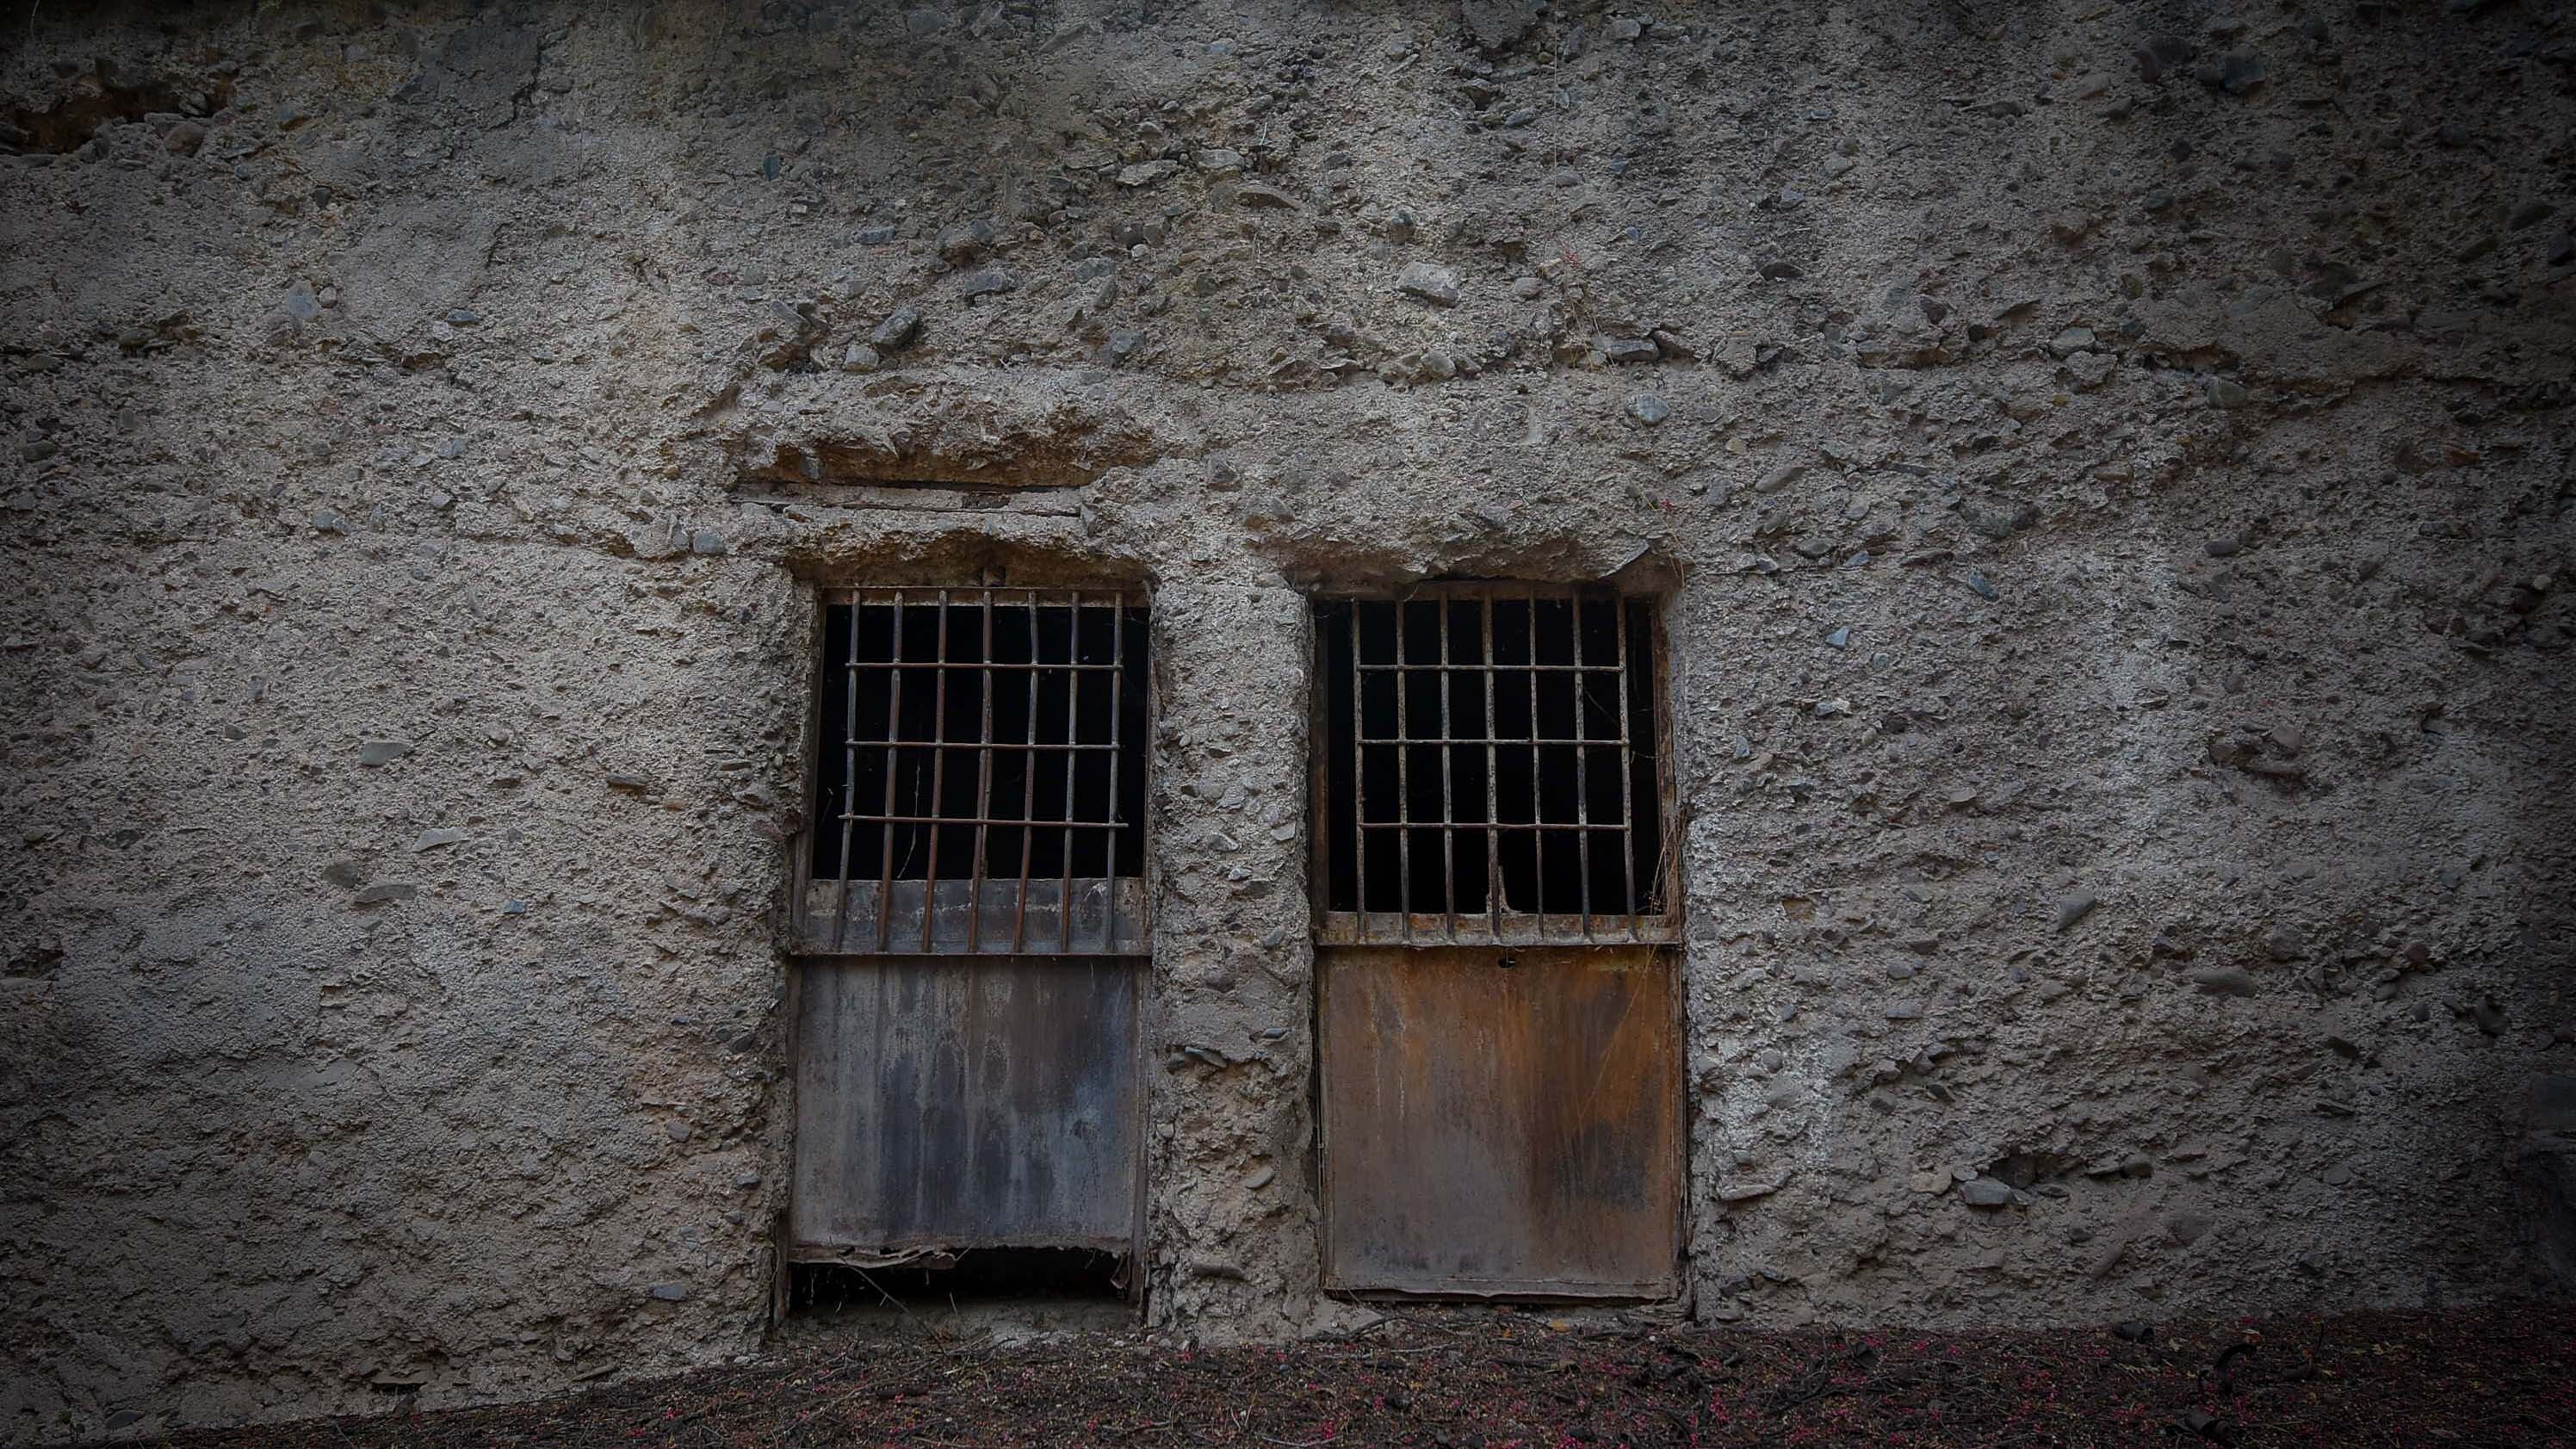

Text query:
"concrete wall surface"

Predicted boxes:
[[3, 0, 2572, 1440]]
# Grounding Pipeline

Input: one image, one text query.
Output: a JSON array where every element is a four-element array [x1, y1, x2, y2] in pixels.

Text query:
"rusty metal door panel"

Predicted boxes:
[[1320, 946, 1682, 1297], [789, 957, 1140, 1257]]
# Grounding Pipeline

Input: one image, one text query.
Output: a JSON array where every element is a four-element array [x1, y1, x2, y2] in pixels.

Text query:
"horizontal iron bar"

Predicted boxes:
[[1355, 734, 1632, 746], [1355, 662, 1632, 672], [832, 589, 1142, 604], [838, 813, 1127, 827], [839, 740, 1126, 751], [1321, 582, 1638, 600], [1353, 820, 1636, 832], [841, 660, 1130, 672], [1316, 910, 1679, 944]]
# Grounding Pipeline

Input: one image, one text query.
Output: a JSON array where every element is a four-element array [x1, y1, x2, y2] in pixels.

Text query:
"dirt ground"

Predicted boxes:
[[126, 1299, 2576, 1449]]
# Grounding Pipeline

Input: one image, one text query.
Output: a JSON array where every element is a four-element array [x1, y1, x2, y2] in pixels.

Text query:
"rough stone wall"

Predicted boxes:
[[4, 0, 2573, 1440]]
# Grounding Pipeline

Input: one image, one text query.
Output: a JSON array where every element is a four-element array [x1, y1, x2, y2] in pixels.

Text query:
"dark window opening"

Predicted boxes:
[[785, 1248, 1126, 1315], [1314, 586, 1669, 944], [805, 589, 1149, 955]]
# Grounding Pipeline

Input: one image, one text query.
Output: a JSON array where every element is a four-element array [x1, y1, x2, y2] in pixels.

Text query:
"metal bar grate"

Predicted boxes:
[[802, 588, 1150, 957], [1312, 583, 1674, 948]]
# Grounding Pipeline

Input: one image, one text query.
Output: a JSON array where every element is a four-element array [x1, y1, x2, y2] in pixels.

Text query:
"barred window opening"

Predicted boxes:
[[801, 588, 1149, 956], [1312, 585, 1673, 947]]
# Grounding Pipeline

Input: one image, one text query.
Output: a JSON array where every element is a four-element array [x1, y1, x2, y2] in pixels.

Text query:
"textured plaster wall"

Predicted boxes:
[[3, 0, 2573, 1440]]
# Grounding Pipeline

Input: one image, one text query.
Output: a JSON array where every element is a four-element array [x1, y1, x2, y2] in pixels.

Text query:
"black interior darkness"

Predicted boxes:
[[786, 1248, 1125, 1314]]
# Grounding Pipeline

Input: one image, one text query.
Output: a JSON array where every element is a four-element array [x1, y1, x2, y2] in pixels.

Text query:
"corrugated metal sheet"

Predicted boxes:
[[1319, 946, 1682, 1297], [788, 957, 1142, 1258]]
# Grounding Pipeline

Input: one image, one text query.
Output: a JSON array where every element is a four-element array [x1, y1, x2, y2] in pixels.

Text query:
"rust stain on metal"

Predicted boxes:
[[1318, 946, 1683, 1297], [788, 957, 1142, 1258]]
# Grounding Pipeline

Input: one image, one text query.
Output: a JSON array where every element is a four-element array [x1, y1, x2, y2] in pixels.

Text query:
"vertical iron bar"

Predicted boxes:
[[875, 592, 907, 951], [1615, 597, 1640, 944], [1062, 591, 1081, 953], [1313, 605, 1333, 938], [1349, 603, 1367, 942], [1573, 598, 1597, 947], [1436, 597, 1457, 945], [1655, 604, 1678, 931], [920, 591, 953, 953], [967, 591, 995, 954], [1483, 592, 1502, 945], [1104, 591, 1127, 954], [1393, 599, 1413, 949], [830, 593, 861, 951], [1012, 591, 1041, 953], [1526, 585, 1545, 938]]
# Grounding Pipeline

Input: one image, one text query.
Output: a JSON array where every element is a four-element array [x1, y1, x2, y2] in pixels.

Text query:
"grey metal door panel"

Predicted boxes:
[[790, 957, 1141, 1256]]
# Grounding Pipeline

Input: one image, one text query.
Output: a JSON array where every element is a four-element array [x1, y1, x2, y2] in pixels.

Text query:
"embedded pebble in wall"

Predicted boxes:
[[1396, 262, 1460, 307], [869, 307, 923, 350], [1959, 1179, 2014, 1207], [2190, 967, 2259, 997], [2054, 891, 2098, 931], [937, 217, 996, 263], [1625, 393, 1669, 425], [1754, 461, 1805, 493]]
